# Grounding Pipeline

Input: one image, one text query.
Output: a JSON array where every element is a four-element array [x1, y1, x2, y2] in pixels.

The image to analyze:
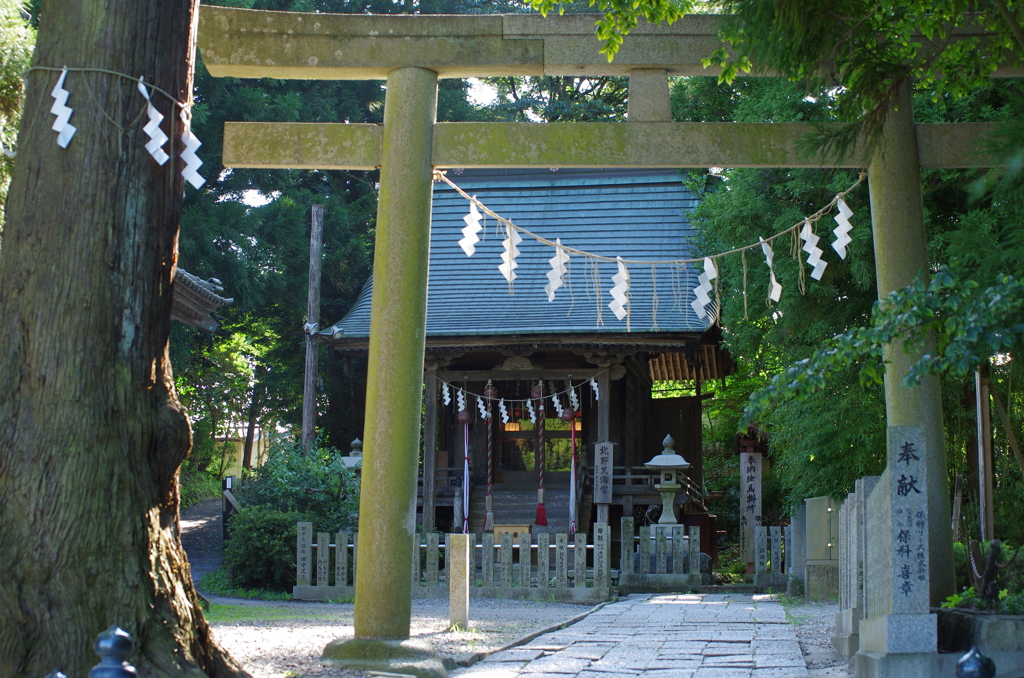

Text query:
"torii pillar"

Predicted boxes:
[[353, 67, 438, 640]]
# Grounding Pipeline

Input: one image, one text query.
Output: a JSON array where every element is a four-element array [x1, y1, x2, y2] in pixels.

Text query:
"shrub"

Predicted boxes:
[[223, 506, 304, 591], [237, 436, 360, 532], [180, 469, 220, 510]]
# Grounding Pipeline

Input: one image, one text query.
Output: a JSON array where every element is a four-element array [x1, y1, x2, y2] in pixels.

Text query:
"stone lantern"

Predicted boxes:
[[342, 438, 363, 470], [644, 434, 690, 525]]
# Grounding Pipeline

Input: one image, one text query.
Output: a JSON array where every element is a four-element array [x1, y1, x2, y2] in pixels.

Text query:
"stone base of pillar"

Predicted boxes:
[[321, 638, 447, 678], [859, 612, 937, 656], [833, 607, 862, 661]]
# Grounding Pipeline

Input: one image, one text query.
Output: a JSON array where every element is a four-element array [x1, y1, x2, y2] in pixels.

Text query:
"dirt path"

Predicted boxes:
[[181, 498, 223, 585]]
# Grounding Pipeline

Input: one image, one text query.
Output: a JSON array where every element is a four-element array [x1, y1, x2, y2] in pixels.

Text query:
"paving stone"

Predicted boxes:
[[455, 665, 522, 677], [754, 654, 806, 668], [692, 668, 752, 678], [639, 669, 696, 678], [751, 668, 809, 677], [579, 667, 642, 676], [524, 655, 592, 674], [485, 648, 546, 663]]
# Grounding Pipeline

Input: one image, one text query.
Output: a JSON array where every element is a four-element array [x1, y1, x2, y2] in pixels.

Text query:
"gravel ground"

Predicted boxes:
[[182, 500, 852, 677]]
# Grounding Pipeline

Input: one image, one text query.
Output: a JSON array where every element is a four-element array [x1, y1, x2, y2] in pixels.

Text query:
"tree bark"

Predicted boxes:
[[0, 2, 246, 677]]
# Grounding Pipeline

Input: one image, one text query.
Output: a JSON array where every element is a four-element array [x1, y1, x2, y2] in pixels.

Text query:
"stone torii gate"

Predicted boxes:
[[198, 7, 1010, 673]]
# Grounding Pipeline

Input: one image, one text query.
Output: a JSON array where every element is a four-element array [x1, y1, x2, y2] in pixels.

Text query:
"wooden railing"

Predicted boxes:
[[292, 522, 612, 603]]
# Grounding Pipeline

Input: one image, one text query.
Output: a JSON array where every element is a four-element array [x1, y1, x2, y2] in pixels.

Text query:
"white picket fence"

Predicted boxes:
[[292, 522, 612, 603]]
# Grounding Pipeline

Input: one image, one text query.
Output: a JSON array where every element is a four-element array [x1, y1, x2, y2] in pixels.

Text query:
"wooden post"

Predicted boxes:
[[423, 372, 438, 533], [976, 368, 995, 540], [301, 204, 325, 454], [596, 369, 611, 526]]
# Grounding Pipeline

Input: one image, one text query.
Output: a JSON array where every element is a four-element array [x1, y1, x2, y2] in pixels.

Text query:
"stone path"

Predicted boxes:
[[453, 593, 811, 678]]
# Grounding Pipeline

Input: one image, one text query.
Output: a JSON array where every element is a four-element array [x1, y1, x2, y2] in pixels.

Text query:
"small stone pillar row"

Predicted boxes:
[[353, 67, 439, 641], [865, 81, 954, 605]]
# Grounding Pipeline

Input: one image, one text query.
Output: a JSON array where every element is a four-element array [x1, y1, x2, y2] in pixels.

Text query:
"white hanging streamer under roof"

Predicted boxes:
[[179, 109, 206, 189], [759, 237, 783, 303], [49, 68, 77, 148], [800, 220, 828, 281], [590, 377, 600, 401], [568, 383, 579, 411], [545, 238, 570, 302], [549, 382, 563, 416], [498, 223, 523, 283], [499, 398, 509, 424], [477, 395, 488, 419], [442, 382, 451, 406], [433, 170, 867, 328], [526, 397, 536, 424], [459, 199, 483, 256], [457, 387, 467, 413], [608, 256, 630, 322], [832, 198, 854, 259], [690, 256, 718, 322], [138, 77, 169, 166]]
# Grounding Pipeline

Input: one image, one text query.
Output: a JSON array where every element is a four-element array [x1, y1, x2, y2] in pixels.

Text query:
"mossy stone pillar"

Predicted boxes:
[[354, 66, 438, 640], [867, 82, 955, 605]]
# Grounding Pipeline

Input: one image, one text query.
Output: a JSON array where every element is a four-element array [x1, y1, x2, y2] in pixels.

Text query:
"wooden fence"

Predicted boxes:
[[292, 520, 792, 601], [292, 522, 612, 603]]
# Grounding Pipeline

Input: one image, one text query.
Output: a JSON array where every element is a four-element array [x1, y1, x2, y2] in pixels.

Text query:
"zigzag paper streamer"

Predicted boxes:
[[690, 256, 718, 321], [137, 78, 169, 165], [457, 388, 466, 413], [499, 398, 509, 424], [179, 109, 205, 189], [49, 68, 77, 148], [477, 395, 488, 419], [800, 220, 828, 281], [442, 382, 451, 407], [568, 384, 579, 411], [526, 397, 536, 424], [544, 238, 570, 302], [832, 198, 854, 259], [497, 224, 523, 282], [458, 200, 482, 256], [590, 377, 600, 401], [759, 236, 783, 303], [550, 384, 563, 417], [608, 256, 630, 321]]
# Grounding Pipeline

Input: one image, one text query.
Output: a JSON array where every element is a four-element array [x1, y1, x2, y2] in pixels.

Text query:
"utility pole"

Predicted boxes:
[[302, 204, 325, 454]]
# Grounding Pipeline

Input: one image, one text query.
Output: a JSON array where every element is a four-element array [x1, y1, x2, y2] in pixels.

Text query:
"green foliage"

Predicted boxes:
[[223, 506, 305, 591], [705, 1, 1024, 151], [179, 470, 221, 510], [740, 267, 1024, 428], [529, 0, 694, 61], [236, 436, 360, 532], [942, 586, 1024, 615], [0, 0, 33, 228], [199, 566, 293, 600]]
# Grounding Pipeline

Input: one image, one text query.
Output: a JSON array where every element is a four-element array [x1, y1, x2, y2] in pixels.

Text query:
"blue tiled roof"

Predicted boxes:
[[328, 168, 710, 341]]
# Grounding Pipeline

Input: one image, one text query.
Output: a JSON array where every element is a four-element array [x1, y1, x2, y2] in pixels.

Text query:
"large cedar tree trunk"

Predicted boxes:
[[0, 2, 246, 676]]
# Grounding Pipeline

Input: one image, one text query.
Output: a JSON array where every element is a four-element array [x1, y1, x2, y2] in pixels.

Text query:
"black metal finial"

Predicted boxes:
[[956, 646, 996, 678], [88, 625, 137, 678]]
